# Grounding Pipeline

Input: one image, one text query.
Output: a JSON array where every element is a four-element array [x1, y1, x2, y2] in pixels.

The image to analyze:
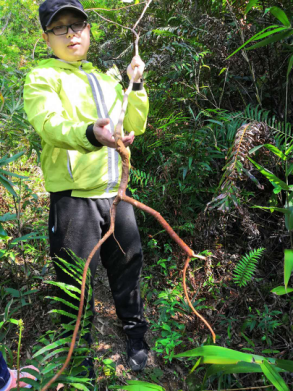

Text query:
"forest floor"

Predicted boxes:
[[1, 162, 293, 390]]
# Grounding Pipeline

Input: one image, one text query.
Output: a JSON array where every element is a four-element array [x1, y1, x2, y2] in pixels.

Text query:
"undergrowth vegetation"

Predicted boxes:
[[1, 0, 293, 390]]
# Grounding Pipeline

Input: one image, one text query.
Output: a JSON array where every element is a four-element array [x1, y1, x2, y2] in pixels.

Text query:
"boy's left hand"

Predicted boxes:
[[127, 55, 145, 82]]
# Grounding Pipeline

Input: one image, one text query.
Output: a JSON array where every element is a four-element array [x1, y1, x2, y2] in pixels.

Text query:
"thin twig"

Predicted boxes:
[[85, 2, 146, 12], [32, 37, 40, 60], [91, 10, 138, 39]]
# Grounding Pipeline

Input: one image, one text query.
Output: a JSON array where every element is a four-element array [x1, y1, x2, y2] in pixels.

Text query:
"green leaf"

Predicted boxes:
[[45, 296, 79, 310], [0, 213, 17, 222], [225, 25, 279, 59], [260, 359, 289, 391], [270, 7, 291, 27], [0, 170, 29, 180], [45, 281, 81, 300], [69, 384, 91, 391], [287, 54, 293, 78], [48, 309, 77, 319], [253, 27, 288, 41], [109, 380, 165, 390], [275, 359, 293, 372], [249, 144, 287, 160], [248, 157, 289, 190], [0, 175, 17, 197], [271, 285, 293, 295], [252, 206, 291, 214], [5, 288, 20, 297], [245, 0, 259, 14], [247, 30, 293, 51], [32, 338, 72, 358], [41, 347, 70, 363], [218, 67, 227, 75], [284, 249, 293, 289], [206, 362, 263, 377], [285, 145, 293, 158], [8, 318, 19, 325], [11, 232, 48, 244], [174, 346, 267, 365], [0, 151, 24, 166], [284, 200, 293, 231], [0, 223, 7, 238]]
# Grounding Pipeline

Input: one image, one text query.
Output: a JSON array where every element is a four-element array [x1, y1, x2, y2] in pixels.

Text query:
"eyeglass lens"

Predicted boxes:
[[53, 22, 86, 36]]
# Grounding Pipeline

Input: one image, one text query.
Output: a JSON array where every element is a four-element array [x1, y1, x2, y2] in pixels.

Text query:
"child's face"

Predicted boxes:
[[42, 10, 90, 62]]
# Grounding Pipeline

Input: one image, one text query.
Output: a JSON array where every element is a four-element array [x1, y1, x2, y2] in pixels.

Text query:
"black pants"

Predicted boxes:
[[49, 191, 148, 339]]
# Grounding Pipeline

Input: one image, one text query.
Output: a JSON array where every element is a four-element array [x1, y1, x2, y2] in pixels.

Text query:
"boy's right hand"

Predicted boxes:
[[93, 118, 134, 148]]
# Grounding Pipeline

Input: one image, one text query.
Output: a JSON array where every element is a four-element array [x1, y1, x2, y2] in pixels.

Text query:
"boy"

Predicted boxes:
[[24, 0, 149, 374]]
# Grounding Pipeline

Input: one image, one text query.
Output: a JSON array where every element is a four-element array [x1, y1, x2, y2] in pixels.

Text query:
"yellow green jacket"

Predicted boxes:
[[23, 58, 149, 198]]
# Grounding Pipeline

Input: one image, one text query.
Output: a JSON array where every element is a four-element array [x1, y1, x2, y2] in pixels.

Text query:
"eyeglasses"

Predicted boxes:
[[45, 21, 87, 36]]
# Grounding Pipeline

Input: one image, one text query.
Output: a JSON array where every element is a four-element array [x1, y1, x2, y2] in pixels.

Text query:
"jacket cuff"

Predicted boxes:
[[86, 124, 103, 148], [132, 80, 144, 91]]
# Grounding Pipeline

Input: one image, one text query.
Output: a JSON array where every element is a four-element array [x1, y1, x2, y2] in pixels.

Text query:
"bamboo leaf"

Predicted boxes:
[[249, 144, 287, 160], [245, 0, 259, 14], [275, 359, 293, 372], [284, 249, 293, 289], [284, 200, 293, 231], [225, 25, 279, 59], [69, 384, 90, 391], [252, 206, 291, 214], [271, 286, 293, 295], [11, 232, 48, 244], [285, 143, 293, 157], [0, 151, 24, 166], [0, 170, 29, 180], [253, 27, 288, 40], [0, 223, 7, 238], [174, 346, 266, 365], [206, 362, 263, 377], [270, 7, 291, 27], [5, 288, 20, 297], [247, 30, 293, 51], [287, 54, 293, 78], [0, 175, 17, 197], [248, 157, 289, 190], [260, 359, 289, 391], [0, 213, 17, 222], [110, 380, 165, 390]]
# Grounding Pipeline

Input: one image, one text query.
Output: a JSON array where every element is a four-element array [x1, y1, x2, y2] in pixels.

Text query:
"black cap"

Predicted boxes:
[[39, 0, 88, 31]]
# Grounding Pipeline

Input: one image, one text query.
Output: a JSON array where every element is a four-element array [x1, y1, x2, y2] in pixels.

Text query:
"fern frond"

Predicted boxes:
[[130, 168, 156, 187], [238, 104, 293, 151], [233, 248, 265, 287]]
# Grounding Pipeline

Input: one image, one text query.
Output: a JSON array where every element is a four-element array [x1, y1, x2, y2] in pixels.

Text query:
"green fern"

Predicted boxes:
[[233, 248, 265, 287], [28, 252, 94, 390]]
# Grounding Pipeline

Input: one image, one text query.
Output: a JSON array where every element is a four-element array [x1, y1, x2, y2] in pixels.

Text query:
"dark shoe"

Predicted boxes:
[[79, 357, 95, 380], [127, 337, 149, 371]]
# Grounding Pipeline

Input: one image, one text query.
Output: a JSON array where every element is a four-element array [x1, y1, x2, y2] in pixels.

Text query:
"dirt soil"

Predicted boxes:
[[90, 262, 184, 391]]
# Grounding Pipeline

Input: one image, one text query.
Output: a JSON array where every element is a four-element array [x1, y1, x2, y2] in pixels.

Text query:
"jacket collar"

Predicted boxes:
[[38, 56, 94, 71]]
